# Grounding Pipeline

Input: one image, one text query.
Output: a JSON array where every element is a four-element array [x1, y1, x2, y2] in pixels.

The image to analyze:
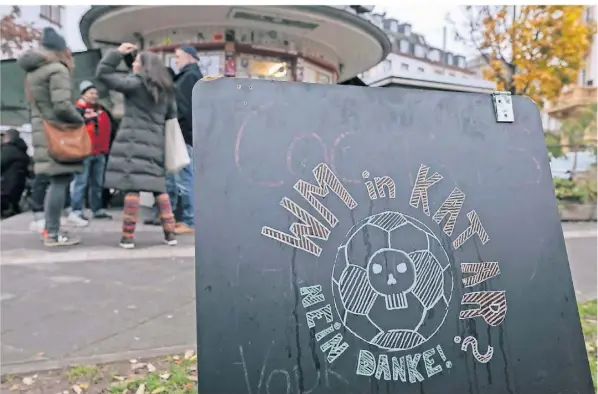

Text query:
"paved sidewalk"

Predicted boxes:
[[0, 211, 595, 375], [1, 210, 197, 375]]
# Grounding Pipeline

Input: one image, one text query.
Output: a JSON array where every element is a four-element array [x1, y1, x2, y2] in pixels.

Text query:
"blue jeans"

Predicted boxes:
[[71, 154, 107, 214], [170, 144, 195, 227], [154, 145, 194, 226]]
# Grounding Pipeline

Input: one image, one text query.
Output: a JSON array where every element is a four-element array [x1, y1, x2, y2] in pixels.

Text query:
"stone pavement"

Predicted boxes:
[[0, 210, 595, 375], [1, 209, 197, 375]]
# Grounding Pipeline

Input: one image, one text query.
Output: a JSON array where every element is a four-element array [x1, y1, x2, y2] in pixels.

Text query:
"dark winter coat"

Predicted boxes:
[[174, 62, 202, 146], [1, 136, 30, 200], [17, 48, 85, 176], [96, 49, 176, 193]]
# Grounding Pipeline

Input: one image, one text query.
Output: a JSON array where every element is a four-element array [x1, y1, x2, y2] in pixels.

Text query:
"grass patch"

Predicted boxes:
[[108, 356, 197, 394], [579, 299, 597, 391], [67, 364, 100, 382]]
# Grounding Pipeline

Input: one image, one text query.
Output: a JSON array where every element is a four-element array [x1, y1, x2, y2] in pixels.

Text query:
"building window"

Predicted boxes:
[[588, 80, 594, 86], [414, 45, 425, 58], [417, 67, 424, 72], [448, 72, 455, 77], [428, 50, 440, 62], [40, 6, 62, 26], [382, 59, 392, 72], [401, 63, 409, 70], [399, 40, 409, 53], [390, 20, 398, 33], [447, 54, 453, 64], [404, 24, 411, 36]]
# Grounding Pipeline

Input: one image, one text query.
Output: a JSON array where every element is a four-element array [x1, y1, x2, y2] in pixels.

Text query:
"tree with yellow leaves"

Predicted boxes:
[[452, 6, 595, 107]]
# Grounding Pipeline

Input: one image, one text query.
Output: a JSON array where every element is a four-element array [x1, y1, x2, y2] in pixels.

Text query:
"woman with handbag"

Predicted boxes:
[[18, 27, 86, 247], [96, 43, 178, 249]]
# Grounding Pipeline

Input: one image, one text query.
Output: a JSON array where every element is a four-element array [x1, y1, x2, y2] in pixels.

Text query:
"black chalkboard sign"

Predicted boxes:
[[192, 79, 593, 394]]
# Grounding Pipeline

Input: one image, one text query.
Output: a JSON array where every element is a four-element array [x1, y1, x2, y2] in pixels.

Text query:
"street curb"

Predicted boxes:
[[0, 344, 197, 376], [1, 246, 196, 265], [1, 231, 594, 265], [563, 230, 597, 240]]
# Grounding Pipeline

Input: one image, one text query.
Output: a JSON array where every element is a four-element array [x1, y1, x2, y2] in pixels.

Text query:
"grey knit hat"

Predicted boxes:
[[79, 80, 96, 95]]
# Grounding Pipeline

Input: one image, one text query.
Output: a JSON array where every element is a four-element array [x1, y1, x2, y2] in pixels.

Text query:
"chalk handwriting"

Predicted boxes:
[[356, 345, 451, 383], [293, 163, 358, 227], [452, 210, 490, 249], [300, 285, 350, 364], [261, 197, 330, 257], [362, 171, 397, 200], [362, 171, 377, 200], [409, 164, 443, 216], [238, 344, 349, 394], [455, 335, 494, 363], [459, 290, 507, 326], [262, 163, 357, 257], [432, 187, 466, 236], [461, 262, 501, 287]]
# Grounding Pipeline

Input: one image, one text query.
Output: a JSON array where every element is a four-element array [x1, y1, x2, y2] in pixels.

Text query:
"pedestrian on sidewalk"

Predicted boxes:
[[170, 45, 203, 235], [27, 172, 71, 233], [144, 66, 181, 227], [0, 129, 30, 217], [96, 43, 178, 249], [69, 80, 115, 222], [18, 27, 85, 247]]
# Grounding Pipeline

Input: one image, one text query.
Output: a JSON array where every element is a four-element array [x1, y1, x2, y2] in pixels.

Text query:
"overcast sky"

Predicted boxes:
[[377, 4, 474, 57]]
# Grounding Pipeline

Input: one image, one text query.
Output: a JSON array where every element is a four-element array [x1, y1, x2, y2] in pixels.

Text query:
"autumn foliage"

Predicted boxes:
[[1, 6, 41, 59], [454, 6, 595, 107]]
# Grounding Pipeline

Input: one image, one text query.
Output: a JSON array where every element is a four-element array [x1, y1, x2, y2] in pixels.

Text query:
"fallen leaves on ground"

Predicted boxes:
[[0, 350, 198, 393]]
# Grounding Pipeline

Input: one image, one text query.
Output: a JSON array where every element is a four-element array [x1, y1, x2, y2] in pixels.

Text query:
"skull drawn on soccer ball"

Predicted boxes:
[[331, 211, 454, 352], [366, 248, 416, 310]]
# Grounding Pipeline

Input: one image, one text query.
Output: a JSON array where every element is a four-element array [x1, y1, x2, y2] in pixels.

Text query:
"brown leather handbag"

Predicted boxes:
[[26, 83, 92, 163]]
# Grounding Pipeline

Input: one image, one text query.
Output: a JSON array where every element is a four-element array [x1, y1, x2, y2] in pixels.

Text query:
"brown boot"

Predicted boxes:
[[175, 223, 195, 235]]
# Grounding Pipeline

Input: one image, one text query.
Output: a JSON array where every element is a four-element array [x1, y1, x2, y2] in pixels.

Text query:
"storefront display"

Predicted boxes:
[[157, 29, 335, 83], [165, 51, 222, 76], [236, 54, 292, 81], [301, 60, 334, 84]]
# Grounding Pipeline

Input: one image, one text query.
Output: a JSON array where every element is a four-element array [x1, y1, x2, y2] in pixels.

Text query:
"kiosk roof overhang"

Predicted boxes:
[[80, 5, 391, 82]]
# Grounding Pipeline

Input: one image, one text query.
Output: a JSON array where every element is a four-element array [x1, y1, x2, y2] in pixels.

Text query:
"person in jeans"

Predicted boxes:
[[172, 45, 203, 235], [96, 43, 178, 249], [18, 27, 85, 246], [27, 172, 70, 233], [69, 80, 114, 222]]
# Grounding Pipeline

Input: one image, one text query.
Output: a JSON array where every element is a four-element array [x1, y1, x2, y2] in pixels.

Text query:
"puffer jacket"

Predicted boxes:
[[96, 49, 176, 193], [17, 48, 84, 175]]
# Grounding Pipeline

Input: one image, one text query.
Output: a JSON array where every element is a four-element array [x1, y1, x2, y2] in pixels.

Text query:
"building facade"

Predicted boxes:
[[360, 14, 495, 93], [79, 5, 390, 84]]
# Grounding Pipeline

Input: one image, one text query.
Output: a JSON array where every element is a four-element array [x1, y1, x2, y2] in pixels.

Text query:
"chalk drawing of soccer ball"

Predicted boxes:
[[331, 211, 453, 352]]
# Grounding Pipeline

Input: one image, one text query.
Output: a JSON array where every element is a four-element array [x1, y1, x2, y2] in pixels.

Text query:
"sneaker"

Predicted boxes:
[[44, 232, 80, 247], [174, 223, 194, 235], [67, 212, 89, 227], [93, 210, 113, 220], [164, 232, 178, 246], [119, 237, 135, 249]]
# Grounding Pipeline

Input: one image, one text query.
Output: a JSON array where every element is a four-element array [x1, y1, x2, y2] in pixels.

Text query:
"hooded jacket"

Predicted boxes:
[[96, 49, 177, 193], [17, 48, 84, 176]]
